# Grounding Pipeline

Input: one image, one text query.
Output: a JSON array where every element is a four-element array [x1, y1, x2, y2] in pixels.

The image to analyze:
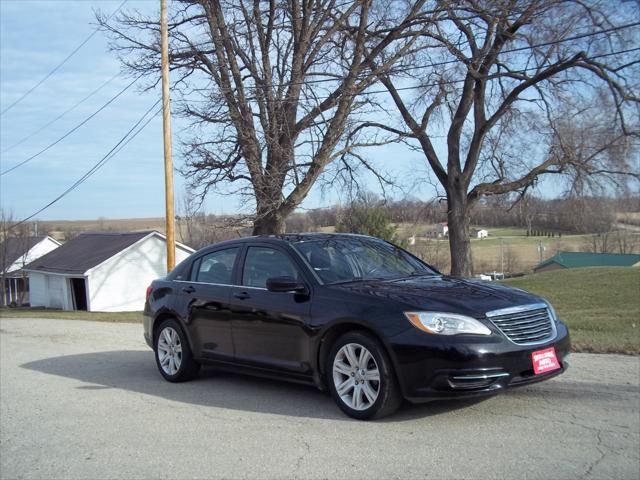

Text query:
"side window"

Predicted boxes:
[[242, 247, 299, 289], [192, 248, 239, 285]]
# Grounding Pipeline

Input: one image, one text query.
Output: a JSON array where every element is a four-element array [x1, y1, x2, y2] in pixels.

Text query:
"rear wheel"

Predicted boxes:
[[154, 318, 200, 382], [326, 331, 402, 420]]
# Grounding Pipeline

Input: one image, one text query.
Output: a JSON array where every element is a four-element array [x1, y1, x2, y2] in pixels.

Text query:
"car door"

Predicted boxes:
[[180, 247, 239, 361], [229, 244, 313, 374]]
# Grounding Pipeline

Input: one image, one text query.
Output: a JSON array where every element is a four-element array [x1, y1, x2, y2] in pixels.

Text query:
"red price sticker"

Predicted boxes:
[[531, 347, 561, 375]]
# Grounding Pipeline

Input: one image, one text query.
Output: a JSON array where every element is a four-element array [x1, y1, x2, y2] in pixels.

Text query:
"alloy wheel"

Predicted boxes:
[[157, 326, 182, 376], [332, 343, 380, 411]]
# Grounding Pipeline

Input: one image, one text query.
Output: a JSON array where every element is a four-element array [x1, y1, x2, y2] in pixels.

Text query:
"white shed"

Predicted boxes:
[[436, 222, 449, 237], [475, 229, 489, 239], [1, 235, 61, 305], [24, 231, 194, 312]]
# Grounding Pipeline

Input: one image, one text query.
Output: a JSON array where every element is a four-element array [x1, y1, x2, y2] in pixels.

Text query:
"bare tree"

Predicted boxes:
[[501, 245, 522, 274], [0, 209, 13, 306], [363, 0, 639, 276], [0, 209, 32, 307], [582, 229, 640, 254], [612, 229, 640, 254], [409, 238, 450, 273], [99, 0, 430, 234]]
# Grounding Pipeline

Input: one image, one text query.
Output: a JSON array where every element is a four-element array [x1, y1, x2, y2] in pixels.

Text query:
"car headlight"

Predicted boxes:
[[404, 311, 492, 336]]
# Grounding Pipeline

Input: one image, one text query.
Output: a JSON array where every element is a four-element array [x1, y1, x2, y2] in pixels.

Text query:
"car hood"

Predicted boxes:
[[328, 275, 543, 318]]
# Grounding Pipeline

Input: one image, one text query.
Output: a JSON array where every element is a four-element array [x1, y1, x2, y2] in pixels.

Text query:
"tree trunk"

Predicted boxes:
[[447, 189, 473, 277], [252, 210, 286, 235]]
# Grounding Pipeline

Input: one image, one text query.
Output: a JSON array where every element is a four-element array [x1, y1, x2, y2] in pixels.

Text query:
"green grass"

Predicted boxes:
[[503, 268, 640, 355], [3, 268, 638, 355], [0, 308, 142, 323], [396, 222, 639, 270]]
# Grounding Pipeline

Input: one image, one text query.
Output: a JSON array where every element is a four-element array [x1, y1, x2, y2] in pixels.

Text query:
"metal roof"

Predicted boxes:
[[534, 251, 640, 270]]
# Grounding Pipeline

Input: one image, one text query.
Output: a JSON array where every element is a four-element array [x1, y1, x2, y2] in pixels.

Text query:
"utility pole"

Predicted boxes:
[[161, 0, 175, 271], [500, 237, 504, 275], [538, 241, 545, 263]]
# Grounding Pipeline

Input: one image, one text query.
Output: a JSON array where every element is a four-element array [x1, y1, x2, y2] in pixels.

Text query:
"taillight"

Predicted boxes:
[[146, 286, 153, 302]]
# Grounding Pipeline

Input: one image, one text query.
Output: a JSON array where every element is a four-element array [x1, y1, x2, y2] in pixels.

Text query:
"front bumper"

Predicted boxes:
[[389, 320, 571, 402]]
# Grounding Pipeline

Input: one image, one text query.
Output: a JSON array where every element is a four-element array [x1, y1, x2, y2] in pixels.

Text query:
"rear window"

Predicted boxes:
[[169, 257, 191, 281]]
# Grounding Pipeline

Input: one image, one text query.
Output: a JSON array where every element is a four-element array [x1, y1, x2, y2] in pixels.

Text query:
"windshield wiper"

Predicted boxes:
[[327, 276, 386, 285], [408, 270, 438, 277], [384, 271, 438, 283]]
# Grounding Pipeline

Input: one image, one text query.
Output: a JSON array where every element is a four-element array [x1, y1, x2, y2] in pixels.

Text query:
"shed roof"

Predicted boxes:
[[534, 251, 640, 271], [23, 231, 154, 275], [1, 236, 52, 273]]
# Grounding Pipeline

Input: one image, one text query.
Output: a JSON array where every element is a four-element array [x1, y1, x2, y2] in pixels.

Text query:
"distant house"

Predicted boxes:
[[24, 231, 194, 312], [534, 251, 640, 273], [472, 228, 489, 239], [426, 222, 449, 238], [1, 235, 61, 306]]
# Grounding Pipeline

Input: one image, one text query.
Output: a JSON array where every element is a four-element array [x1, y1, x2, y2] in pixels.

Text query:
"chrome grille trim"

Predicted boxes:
[[486, 302, 557, 346], [451, 372, 510, 380], [499, 318, 549, 330]]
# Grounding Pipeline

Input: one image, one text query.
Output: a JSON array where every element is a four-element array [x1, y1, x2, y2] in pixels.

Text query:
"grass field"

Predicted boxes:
[[2, 268, 637, 354], [503, 267, 640, 355], [469, 230, 593, 271], [0, 308, 142, 323], [397, 222, 640, 272]]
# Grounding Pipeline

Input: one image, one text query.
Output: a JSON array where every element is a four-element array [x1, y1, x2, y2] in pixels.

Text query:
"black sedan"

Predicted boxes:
[[144, 233, 570, 419]]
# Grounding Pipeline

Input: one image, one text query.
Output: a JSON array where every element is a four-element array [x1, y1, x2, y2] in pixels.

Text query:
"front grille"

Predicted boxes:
[[486, 305, 555, 345]]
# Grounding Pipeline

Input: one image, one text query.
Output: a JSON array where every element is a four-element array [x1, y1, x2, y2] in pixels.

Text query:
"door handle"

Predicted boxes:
[[233, 291, 250, 300], [182, 286, 196, 294]]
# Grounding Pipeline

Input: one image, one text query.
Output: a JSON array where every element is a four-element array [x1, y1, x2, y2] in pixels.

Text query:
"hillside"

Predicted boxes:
[[503, 268, 640, 354]]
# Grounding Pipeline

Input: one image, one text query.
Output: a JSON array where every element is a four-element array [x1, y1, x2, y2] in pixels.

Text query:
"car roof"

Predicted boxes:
[[198, 232, 375, 252]]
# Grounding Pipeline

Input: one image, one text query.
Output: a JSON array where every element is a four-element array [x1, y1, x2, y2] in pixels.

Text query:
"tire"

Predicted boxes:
[[326, 331, 402, 420], [154, 318, 200, 382]]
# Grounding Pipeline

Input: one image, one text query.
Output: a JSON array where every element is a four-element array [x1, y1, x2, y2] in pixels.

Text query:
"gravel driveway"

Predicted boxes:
[[1, 317, 638, 480]]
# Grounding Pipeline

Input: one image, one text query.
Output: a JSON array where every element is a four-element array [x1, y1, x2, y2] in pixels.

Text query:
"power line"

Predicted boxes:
[[181, 20, 639, 94], [0, 74, 142, 176], [7, 48, 637, 229], [389, 20, 640, 79], [340, 46, 640, 99], [10, 48, 633, 229], [183, 46, 639, 104], [0, 0, 128, 117], [1, 73, 120, 154], [10, 100, 162, 229]]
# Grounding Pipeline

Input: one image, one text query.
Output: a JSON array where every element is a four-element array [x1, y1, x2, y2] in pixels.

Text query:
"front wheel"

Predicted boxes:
[[154, 319, 200, 382], [326, 331, 402, 420]]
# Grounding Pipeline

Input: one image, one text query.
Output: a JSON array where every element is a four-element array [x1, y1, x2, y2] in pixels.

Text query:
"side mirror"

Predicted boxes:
[[266, 276, 308, 294]]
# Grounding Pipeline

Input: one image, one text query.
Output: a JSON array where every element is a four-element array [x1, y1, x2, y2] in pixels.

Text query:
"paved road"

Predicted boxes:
[[1, 318, 638, 480]]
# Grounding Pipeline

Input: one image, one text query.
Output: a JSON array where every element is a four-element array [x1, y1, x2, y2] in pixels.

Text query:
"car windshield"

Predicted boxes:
[[293, 237, 437, 284]]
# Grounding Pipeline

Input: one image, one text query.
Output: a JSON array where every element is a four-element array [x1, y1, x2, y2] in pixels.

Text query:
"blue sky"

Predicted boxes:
[[0, 0, 443, 222], [0, 0, 185, 220], [0, 1, 560, 222]]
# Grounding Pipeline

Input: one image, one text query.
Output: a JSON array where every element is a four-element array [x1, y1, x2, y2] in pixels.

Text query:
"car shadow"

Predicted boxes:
[[21, 350, 490, 421]]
